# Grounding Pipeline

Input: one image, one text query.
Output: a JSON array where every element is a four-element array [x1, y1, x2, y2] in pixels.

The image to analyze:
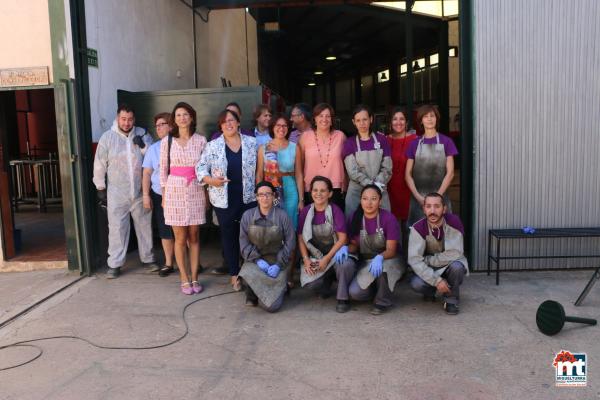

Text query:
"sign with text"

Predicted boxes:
[[87, 48, 98, 68], [0, 67, 49, 88]]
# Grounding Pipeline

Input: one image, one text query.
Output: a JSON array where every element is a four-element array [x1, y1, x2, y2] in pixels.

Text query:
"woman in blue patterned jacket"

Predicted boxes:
[[196, 109, 257, 291]]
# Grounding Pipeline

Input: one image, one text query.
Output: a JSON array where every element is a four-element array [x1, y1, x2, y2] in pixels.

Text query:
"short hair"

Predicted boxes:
[[268, 114, 291, 139], [117, 103, 135, 115], [424, 192, 446, 206], [216, 109, 240, 132], [309, 175, 333, 192], [312, 103, 335, 131], [387, 106, 410, 135], [170, 102, 197, 138], [416, 104, 441, 131], [153, 112, 171, 125], [255, 180, 275, 194], [252, 104, 272, 125], [292, 103, 311, 120]]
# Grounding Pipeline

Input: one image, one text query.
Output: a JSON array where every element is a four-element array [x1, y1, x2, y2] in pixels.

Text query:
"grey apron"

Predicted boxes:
[[300, 214, 337, 287], [238, 213, 288, 308], [356, 213, 405, 290], [345, 134, 391, 218], [425, 223, 445, 258], [408, 134, 451, 225]]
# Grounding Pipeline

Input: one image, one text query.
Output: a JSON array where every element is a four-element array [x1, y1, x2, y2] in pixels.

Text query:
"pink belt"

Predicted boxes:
[[170, 166, 197, 186]]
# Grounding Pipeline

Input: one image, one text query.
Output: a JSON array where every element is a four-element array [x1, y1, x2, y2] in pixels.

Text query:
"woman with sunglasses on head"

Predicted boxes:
[[297, 176, 355, 313], [347, 184, 406, 315], [297, 103, 347, 212], [196, 109, 257, 292], [159, 102, 207, 295], [238, 181, 296, 312], [342, 104, 393, 219]]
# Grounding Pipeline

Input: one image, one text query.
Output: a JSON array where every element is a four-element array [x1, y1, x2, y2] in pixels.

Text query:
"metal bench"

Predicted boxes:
[[487, 228, 600, 285]]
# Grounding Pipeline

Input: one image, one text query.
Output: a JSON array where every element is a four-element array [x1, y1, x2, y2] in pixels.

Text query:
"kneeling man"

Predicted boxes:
[[408, 192, 468, 315]]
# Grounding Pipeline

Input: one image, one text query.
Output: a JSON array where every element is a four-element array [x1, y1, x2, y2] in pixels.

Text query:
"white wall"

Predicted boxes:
[[86, 0, 196, 141], [473, 0, 600, 269], [0, 0, 53, 80]]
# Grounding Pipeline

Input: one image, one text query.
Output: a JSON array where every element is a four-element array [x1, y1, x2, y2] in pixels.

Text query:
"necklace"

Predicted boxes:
[[314, 131, 333, 168]]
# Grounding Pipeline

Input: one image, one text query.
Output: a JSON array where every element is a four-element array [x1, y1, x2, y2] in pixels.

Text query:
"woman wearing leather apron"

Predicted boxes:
[[297, 176, 355, 313], [347, 185, 406, 315], [405, 105, 458, 226], [239, 181, 296, 312], [342, 104, 393, 220]]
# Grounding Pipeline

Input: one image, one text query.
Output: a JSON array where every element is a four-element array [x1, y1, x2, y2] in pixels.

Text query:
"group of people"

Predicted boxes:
[[92, 100, 468, 315]]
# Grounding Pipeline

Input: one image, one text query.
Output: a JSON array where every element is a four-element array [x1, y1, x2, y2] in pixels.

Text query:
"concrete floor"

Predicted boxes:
[[0, 248, 598, 400]]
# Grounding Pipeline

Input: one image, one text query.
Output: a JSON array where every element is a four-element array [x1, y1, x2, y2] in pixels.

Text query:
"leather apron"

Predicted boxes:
[[408, 134, 451, 225], [345, 134, 391, 218], [355, 213, 405, 290], [300, 216, 337, 287], [238, 211, 288, 308]]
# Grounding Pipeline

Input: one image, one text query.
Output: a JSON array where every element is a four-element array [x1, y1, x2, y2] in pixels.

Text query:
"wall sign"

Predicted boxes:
[[87, 48, 98, 68], [0, 67, 49, 88]]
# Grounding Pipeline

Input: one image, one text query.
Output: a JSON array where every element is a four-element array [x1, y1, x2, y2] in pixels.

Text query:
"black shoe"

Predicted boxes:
[[423, 294, 436, 302], [336, 300, 350, 313], [106, 267, 121, 279], [444, 302, 459, 315], [245, 289, 258, 306], [198, 264, 205, 273], [245, 297, 258, 307], [158, 265, 174, 277], [370, 304, 389, 315], [210, 265, 229, 275]]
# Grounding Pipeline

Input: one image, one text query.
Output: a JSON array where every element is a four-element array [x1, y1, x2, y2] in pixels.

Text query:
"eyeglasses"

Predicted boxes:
[[223, 119, 238, 124], [155, 123, 169, 128], [256, 192, 274, 198]]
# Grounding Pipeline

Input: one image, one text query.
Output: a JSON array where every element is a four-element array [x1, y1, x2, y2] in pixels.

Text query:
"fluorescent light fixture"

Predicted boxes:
[[325, 56, 337, 61], [314, 71, 323, 75], [429, 53, 439, 65], [308, 82, 316, 86]]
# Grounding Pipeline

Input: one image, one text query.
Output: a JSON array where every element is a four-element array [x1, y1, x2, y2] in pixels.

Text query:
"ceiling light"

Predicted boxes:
[[308, 82, 316, 86], [314, 71, 323, 75], [325, 56, 337, 61]]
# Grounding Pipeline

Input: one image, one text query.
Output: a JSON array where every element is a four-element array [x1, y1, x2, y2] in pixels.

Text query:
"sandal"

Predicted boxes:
[[191, 281, 203, 294], [159, 265, 174, 277], [232, 277, 243, 292], [181, 282, 193, 295]]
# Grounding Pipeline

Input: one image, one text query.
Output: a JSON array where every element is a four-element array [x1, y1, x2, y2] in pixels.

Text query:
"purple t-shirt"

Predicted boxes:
[[349, 208, 400, 243], [411, 213, 465, 240], [405, 133, 458, 159], [297, 203, 346, 235], [342, 132, 391, 159]]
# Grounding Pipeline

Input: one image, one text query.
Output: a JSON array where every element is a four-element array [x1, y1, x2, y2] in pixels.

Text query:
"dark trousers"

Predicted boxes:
[[304, 188, 345, 212], [349, 272, 394, 307], [214, 200, 256, 276], [410, 261, 466, 305]]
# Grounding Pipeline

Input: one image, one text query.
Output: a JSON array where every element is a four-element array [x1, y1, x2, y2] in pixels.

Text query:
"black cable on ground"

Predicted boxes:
[[0, 290, 236, 372]]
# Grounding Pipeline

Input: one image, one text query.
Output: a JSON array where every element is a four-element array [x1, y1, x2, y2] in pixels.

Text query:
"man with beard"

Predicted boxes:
[[408, 192, 469, 314], [93, 104, 157, 278]]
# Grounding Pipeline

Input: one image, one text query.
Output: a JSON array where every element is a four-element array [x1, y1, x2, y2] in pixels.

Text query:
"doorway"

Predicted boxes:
[[0, 89, 67, 263]]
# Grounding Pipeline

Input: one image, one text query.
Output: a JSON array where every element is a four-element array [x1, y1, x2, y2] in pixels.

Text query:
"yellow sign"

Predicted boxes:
[[0, 67, 49, 88]]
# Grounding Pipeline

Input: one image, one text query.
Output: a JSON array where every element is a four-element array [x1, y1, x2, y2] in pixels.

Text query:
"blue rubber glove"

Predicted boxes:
[[267, 264, 280, 278], [368, 254, 384, 278], [334, 245, 349, 264], [256, 259, 269, 272]]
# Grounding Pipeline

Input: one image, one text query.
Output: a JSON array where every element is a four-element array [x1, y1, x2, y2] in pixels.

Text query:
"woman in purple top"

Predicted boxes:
[[347, 184, 406, 315], [405, 104, 458, 225], [297, 176, 356, 313], [342, 104, 393, 220]]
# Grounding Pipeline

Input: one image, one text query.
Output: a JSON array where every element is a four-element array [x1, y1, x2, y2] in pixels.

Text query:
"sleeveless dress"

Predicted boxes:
[[263, 141, 299, 229]]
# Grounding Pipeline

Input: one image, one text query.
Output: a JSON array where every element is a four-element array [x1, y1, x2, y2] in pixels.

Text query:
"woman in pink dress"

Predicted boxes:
[[160, 102, 207, 295]]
